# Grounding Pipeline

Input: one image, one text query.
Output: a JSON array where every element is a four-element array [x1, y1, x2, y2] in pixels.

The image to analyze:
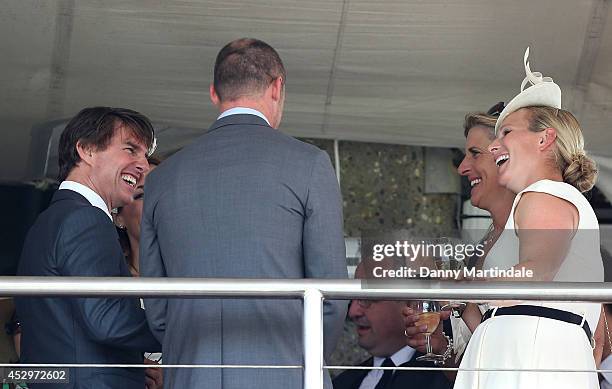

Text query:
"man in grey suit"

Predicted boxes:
[[140, 38, 348, 388], [16, 107, 161, 388]]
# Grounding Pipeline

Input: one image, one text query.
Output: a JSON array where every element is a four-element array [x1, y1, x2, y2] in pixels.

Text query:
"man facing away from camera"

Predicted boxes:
[[16, 107, 161, 388], [140, 38, 348, 388]]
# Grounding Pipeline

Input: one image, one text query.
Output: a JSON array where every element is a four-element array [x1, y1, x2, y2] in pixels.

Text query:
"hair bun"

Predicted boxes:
[[572, 151, 586, 162], [563, 151, 598, 192]]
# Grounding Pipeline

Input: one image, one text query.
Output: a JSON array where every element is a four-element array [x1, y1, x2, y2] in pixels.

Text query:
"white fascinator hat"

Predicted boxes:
[[495, 47, 561, 134]]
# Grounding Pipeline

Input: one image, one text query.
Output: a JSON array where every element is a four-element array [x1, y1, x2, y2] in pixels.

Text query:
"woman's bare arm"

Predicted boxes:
[[510, 192, 578, 281]]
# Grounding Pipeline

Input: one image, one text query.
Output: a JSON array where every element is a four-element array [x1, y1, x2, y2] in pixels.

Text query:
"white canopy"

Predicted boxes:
[[2, 0, 612, 194]]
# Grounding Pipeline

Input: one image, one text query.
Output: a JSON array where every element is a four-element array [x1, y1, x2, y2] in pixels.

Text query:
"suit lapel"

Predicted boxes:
[[386, 352, 438, 388], [338, 357, 373, 389]]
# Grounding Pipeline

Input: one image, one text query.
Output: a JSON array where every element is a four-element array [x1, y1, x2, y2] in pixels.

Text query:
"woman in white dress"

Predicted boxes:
[[454, 48, 603, 389]]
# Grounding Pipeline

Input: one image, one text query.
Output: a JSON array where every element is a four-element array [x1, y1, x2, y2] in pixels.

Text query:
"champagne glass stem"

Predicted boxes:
[[425, 333, 432, 355]]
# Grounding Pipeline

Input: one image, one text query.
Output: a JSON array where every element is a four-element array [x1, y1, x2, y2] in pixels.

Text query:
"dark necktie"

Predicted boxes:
[[374, 358, 395, 389]]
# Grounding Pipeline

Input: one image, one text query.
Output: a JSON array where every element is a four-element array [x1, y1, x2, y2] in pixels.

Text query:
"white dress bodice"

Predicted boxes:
[[483, 179, 603, 331]]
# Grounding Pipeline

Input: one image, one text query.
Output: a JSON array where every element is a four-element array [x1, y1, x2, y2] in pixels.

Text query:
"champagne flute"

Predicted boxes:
[[436, 237, 467, 317], [413, 300, 442, 362]]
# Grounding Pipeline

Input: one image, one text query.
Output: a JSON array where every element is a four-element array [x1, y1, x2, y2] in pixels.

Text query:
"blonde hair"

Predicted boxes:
[[525, 106, 598, 192], [463, 112, 497, 138]]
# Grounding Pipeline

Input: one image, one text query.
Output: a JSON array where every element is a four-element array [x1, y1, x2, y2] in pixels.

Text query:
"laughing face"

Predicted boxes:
[[86, 124, 150, 210], [457, 126, 504, 211], [115, 163, 157, 239], [489, 108, 543, 193]]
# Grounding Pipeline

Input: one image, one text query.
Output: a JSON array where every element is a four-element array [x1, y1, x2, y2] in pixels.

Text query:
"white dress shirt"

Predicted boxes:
[[217, 107, 271, 125], [358, 345, 416, 389], [59, 181, 112, 221]]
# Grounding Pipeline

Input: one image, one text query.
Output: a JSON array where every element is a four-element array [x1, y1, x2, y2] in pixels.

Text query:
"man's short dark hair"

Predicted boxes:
[[58, 107, 155, 181], [213, 38, 286, 102]]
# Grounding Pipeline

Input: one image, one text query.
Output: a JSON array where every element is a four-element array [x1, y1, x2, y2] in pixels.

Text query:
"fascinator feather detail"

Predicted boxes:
[[495, 47, 562, 134]]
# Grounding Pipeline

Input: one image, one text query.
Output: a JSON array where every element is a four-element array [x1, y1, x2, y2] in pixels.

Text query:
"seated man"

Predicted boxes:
[[333, 259, 452, 389]]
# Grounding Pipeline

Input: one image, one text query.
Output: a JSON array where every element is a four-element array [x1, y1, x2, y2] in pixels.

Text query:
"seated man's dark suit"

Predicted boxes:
[[16, 188, 160, 388], [333, 352, 452, 389]]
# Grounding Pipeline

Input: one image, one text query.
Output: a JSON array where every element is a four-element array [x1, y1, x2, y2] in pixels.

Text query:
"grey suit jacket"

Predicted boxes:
[[16, 189, 160, 389], [140, 114, 348, 388]]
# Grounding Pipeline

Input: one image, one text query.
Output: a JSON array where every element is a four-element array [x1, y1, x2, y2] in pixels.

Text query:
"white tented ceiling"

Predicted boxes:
[[2, 0, 612, 183]]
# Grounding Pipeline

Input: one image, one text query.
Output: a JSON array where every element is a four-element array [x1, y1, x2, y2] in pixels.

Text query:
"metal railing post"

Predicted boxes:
[[303, 288, 324, 389]]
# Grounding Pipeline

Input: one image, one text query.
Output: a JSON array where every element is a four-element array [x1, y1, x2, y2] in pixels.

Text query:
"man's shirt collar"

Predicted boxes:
[[217, 107, 271, 126], [372, 345, 416, 367], [59, 181, 112, 221]]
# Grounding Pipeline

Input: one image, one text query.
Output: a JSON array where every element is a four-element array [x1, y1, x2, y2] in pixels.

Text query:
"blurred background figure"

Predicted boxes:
[[113, 155, 163, 389], [0, 298, 19, 363], [114, 156, 161, 277]]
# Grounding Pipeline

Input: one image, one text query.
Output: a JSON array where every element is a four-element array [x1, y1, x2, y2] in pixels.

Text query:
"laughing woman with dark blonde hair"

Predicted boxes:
[[454, 49, 603, 389]]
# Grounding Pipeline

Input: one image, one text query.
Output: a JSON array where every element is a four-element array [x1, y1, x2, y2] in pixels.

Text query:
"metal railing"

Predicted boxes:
[[2, 276, 612, 388]]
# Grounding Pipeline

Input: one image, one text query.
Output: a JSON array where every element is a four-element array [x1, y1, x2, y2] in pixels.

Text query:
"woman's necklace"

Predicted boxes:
[[471, 224, 499, 270], [482, 224, 500, 247]]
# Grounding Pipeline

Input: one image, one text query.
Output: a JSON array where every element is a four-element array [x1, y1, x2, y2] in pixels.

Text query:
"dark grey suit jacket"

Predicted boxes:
[[16, 189, 160, 388], [140, 114, 348, 388]]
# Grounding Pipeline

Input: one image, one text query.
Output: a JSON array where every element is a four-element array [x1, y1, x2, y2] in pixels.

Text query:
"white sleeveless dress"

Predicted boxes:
[[454, 179, 603, 389]]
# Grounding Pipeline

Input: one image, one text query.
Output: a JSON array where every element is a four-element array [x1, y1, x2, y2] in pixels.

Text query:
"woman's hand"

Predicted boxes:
[[402, 306, 451, 354]]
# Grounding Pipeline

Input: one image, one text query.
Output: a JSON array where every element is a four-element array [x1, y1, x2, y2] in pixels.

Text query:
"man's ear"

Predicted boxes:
[[539, 128, 557, 151], [210, 84, 221, 107], [76, 141, 95, 166], [270, 77, 283, 102]]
